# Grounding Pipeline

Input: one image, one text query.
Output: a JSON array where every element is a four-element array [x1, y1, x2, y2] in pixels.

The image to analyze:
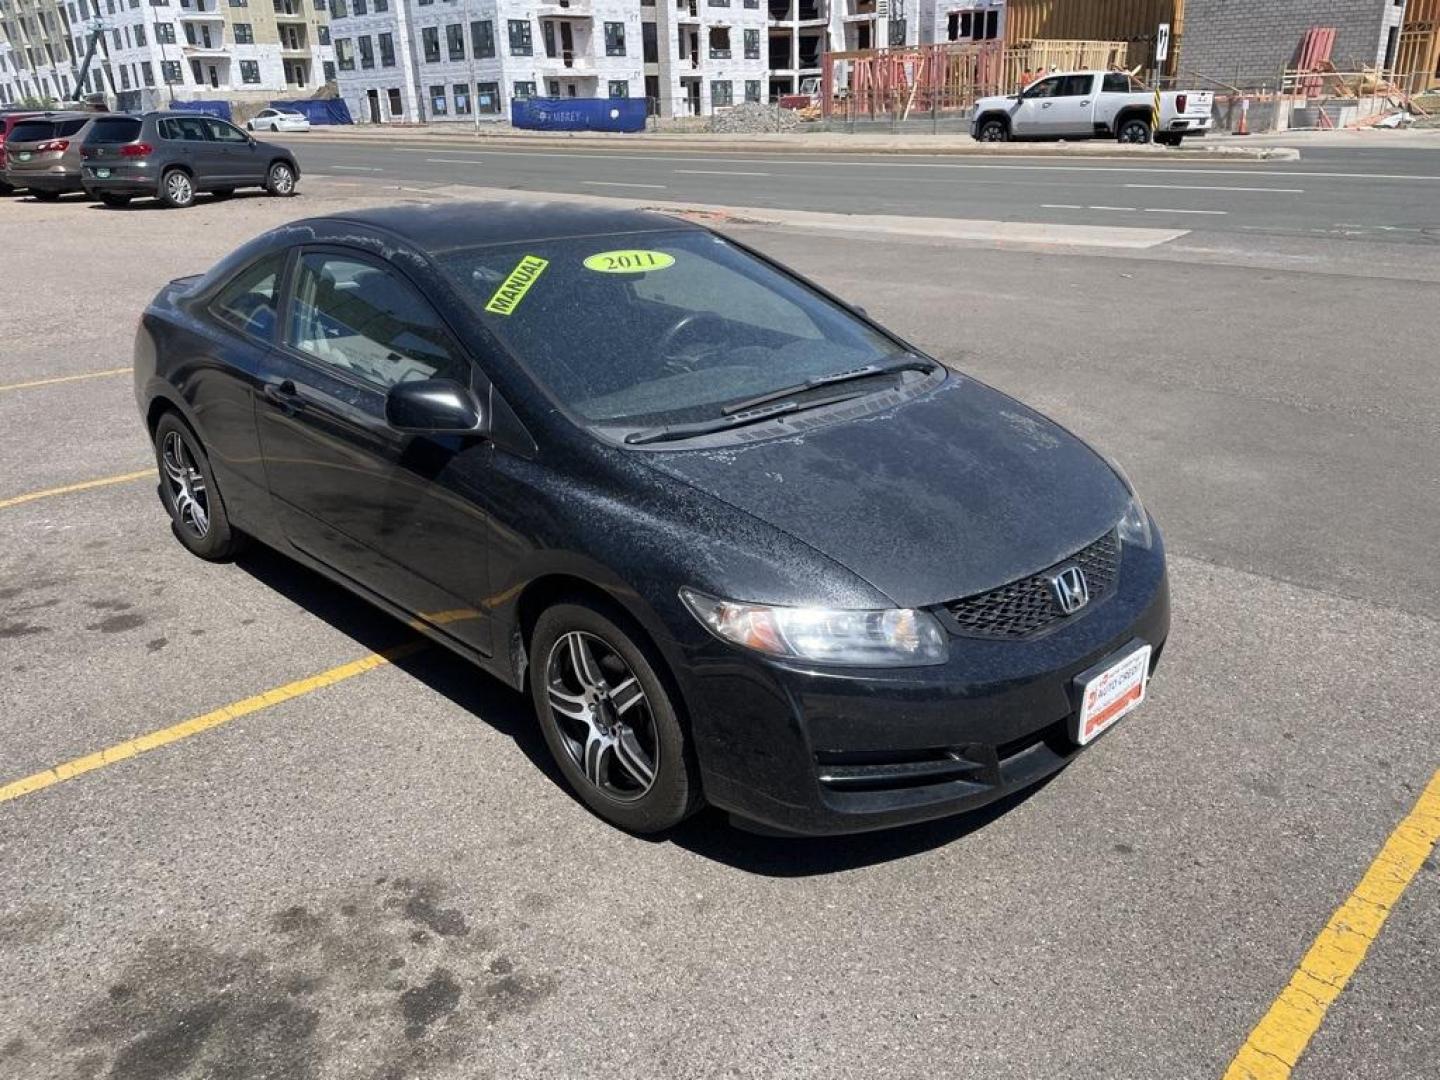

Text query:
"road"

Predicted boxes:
[[286, 134, 1440, 245], [1, 164, 1437, 1080]]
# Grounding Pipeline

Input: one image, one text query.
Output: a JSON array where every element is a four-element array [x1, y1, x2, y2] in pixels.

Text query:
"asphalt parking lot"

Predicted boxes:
[[1, 179, 1436, 1080]]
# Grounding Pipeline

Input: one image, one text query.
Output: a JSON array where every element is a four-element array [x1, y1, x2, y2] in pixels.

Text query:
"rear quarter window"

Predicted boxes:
[[84, 116, 142, 143]]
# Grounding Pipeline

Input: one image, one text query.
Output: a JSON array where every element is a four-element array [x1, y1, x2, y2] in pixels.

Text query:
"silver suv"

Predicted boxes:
[[80, 111, 300, 209]]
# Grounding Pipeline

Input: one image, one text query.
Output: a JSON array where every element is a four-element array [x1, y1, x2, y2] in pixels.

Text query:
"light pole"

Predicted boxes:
[[462, 0, 479, 131]]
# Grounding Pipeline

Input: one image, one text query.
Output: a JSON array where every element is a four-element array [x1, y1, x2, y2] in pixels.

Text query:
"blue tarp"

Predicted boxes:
[[269, 99, 354, 125], [168, 99, 233, 122], [510, 97, 646, 133]]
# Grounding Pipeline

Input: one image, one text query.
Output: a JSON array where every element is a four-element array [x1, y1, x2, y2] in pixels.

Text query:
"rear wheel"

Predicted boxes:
[[153, 413, 245, 560], [159, 168, 195, 208], [31, 189, 61, 201], [977, 118, 1009, 142], [530, 600, 702, 833], [99, 193, 132, 207], [265, 161, 296, 197], [1117, 116, 1153, 144], [1155, 132, 1183, 147]]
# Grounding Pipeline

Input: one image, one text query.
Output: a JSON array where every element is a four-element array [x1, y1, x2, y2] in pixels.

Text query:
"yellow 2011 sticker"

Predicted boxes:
[[484, 254, 549, 316], [583, 250, 676, 274]]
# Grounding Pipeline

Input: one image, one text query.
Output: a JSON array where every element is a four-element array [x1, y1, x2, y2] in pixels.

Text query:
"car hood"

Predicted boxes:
[[637, 376, 1131, 608]]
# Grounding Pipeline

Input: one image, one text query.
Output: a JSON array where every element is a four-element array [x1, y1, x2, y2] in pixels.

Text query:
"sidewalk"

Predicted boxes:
[[294, 124, 1301, 161]]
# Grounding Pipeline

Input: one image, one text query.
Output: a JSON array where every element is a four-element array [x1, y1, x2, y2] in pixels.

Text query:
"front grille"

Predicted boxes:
[[941, 530, 1121, 640]]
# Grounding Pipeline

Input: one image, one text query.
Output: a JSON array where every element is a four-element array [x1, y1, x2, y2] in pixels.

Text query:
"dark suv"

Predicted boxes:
[[80, 112, 300, 209]]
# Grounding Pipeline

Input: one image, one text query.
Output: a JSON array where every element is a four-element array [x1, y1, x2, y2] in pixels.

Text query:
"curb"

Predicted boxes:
[[285, 129, 1301, 162]]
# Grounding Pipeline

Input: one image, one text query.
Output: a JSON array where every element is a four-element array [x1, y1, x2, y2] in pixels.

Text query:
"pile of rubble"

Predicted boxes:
[[708, 103, 801, 134]]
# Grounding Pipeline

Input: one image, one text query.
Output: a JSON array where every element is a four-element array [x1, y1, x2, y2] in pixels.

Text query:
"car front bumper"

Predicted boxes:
[[675, 529, 1171, 836]]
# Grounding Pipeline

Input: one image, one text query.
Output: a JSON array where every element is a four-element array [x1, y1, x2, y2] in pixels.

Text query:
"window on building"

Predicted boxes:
[[233, 22, 251, 43], [378, 31, 394, 66], [744, 27, 758, 59], [353, 0, 365, 12], [154, 21, 174, 43], [745, 78, 760, 102], [888, 18, 905, 46], [323, 60, 335, 81], [358, 34, 373, 68], [387, 87, 402, 116], [374, 0, 386, 9], [642, 21, 657, 63], [422, 26, 439, 62], [429, 83, 447, 115], [708, 27, 729, 59], [135, 23, 145, 45], [229, 0, 246, 5], [711, 79, 732, 106], [470, 19, 493, 57], [317, 25, 329, 44], [160, 59, 182, 82], [335, 36, 354, 70], [332, 0, 345, 13], [141, 60, 154, 85], [446, 22, 464, 60], [453, 82, 470, 114], [744, 0, 757, 7], [476, 80, 499, 113], [240, 59, 259, 82], [607, 79, 628, 98], [119, 65, 129, 88], [512, 79, 535, 98], [603, 21, 624, 56], [507, 19, 530, 55]]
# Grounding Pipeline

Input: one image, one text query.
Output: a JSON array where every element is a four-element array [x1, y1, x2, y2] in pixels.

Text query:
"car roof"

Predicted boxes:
[[313, 202, 701, 255]]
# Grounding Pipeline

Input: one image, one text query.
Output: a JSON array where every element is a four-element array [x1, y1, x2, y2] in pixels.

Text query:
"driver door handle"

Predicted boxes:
[[262, 379, 305, 412]]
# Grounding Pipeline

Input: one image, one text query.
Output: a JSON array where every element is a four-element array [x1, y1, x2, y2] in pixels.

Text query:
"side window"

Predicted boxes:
[[1102, 73, 1132, 94], [1060, 74, 1096, 97], [1024, 76, 1064, 99], [174, 117, 211, 141], [205, 118, 249, 143], [212, 251, 286, 341], [286, 253, 469, 389]]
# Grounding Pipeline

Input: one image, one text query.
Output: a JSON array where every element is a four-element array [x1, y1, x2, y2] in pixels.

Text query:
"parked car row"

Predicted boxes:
[[0, 109, 302, 209]]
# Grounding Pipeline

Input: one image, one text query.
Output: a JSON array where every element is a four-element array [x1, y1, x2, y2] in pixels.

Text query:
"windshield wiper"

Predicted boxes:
[[624, 389, 872, 446], [719, 357, 937, 417]]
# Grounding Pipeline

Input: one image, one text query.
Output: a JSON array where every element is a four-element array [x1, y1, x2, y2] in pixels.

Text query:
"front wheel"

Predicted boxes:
[[1117, 117, 1153, 144], [159, 168, 195, 208], [265, 161, 296, 197], [530, 600, 702, 833], [153, 413, 245, 560], [976, 118, 1009, 142]]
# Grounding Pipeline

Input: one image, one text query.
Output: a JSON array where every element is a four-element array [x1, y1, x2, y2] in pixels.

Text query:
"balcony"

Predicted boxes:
[[177, 3, 225, 21], [537, 0, 592, 16], [273, 0, 307, 20], [536, 52, 595, 73]]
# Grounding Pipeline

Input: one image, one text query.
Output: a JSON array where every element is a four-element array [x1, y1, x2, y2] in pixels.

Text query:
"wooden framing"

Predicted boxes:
[[1397, 0, 1440, 92], [1003, 0, 1185, 76]]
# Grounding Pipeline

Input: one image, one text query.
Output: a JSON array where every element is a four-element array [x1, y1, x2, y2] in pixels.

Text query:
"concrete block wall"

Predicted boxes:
[[1180, 0, 1403, 86]]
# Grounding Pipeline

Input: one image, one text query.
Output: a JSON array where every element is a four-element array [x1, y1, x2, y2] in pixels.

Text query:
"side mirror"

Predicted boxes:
[[385, 378, 485, 435]]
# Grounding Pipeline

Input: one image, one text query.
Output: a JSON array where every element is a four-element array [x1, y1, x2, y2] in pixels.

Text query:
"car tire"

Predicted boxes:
[[159, 168, 196, 208], [31, 189, 61, 201], [530, 600, 703, 833], [153, 412, 245, 561], [99, 193, 132, 207], [1118, 117, 1153, 144], [265, 161, 297, 197], [977, 118, 1009, 142]]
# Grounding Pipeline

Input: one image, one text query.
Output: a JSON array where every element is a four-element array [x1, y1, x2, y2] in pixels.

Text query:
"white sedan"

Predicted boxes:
[[246, 109, 311, 133]]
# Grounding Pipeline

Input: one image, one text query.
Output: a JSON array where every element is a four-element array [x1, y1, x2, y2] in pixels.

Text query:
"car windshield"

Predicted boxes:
[[441, 229, 908, 429]]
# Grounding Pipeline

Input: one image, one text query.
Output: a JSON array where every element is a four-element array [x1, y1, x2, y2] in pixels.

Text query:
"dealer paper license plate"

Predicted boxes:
[[1073, 644, 1151, 746]]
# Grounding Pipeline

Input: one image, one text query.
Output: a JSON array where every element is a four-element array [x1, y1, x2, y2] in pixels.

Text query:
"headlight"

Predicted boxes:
[[1117, 493, 1152, 549], [680, 590, 949, 667], [1108, 459, 1154, 549]]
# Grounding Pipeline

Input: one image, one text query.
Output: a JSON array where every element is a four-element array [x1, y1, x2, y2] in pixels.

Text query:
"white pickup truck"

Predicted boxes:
[[971, 71, 1214, 146]]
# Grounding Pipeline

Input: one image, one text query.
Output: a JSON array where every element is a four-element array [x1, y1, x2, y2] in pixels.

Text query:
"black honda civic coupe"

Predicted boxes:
[[134, 202, 1169, 836]]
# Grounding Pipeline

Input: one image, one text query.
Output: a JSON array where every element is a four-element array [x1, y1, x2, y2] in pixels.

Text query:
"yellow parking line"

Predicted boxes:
[[1223, 768, 1440, 1079], [0, 367, 131, 393], [0, 642, 424, 806], [0, 469, 154, 512]]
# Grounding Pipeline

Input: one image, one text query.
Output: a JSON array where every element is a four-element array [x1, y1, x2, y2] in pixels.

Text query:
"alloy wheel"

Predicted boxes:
[[545, 631, 658, 801], [1119, 121, 1151, 144], [270, 165, 294, 194], [980, 122, 1006, 142], [166, 171, 193, 205], [161, 430, 210, 538]]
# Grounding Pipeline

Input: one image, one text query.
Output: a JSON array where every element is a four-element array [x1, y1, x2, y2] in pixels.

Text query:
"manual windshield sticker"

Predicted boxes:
[[484, 255, 549, 315], [582, 250, 676, 274]]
